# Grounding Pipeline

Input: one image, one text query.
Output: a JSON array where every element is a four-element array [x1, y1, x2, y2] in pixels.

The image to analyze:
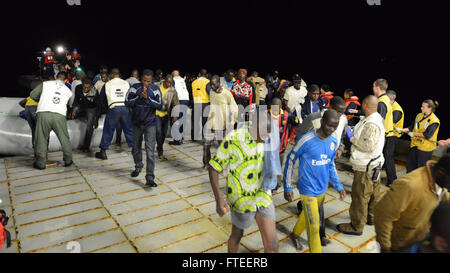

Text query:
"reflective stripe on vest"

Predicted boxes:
[[411, 112, 440, 152], [192, 77, 210, 104], [378, 94, 394, 137], [392, 101, 405, 138]]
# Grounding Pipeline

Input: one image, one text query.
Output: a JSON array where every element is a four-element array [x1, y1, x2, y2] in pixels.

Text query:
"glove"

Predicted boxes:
[[408, 132, 414, 138], [346, 127, 354, 139]]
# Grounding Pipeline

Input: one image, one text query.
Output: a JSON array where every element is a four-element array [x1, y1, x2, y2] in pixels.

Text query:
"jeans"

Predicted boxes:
[[75, 107, 98, 150], [100, 106, 134, 150], [132, 125, 157, 183], [115, 123, 123, 144], [156, 115, 170, 155], [24, 106, 38, 146]]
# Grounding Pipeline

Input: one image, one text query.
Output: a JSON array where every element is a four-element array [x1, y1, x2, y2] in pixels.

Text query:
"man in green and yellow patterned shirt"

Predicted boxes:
[[208, 112, 279, 253]]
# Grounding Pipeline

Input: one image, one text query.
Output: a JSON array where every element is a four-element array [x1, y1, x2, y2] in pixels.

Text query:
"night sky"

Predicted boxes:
[[1, 0, 449, 135]]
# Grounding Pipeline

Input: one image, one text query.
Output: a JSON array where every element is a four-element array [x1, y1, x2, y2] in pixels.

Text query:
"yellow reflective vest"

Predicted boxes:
[[392, 101, 404, 138], [25, 97, 38, 106], [378, 94, 394, 137], [192, 77, 210, 104], [411, 112, 440, 152]]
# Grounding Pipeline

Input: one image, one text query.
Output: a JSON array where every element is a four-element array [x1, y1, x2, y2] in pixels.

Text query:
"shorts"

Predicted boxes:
[[230, 202, 276, 230]]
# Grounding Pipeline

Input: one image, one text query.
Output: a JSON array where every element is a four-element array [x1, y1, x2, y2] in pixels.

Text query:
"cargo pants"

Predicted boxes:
[[34, 112, 72, 168], [349, 171, 383, 232]]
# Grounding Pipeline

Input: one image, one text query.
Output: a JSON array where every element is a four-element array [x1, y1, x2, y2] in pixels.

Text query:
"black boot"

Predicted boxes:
[[33, 162, 46, 170], [145, 180, 158, 188], [169, 140, 182, 146], [64, 161, 73, 167], [95, 149, 108, 160], [131, 168, 142, 178]]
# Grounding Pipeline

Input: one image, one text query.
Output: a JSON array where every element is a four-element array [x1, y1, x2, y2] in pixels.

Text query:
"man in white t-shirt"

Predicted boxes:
[[283, 74, 308, 120], [30, 72, 74, 170]]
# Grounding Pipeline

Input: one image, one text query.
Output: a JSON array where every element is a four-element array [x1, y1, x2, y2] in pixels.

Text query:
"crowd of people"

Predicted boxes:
[[18, 49, 450, 253]]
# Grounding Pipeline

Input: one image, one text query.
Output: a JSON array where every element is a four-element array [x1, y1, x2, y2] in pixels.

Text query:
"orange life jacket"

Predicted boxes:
[[345, 96, 361, 121], [321, 92, 334, 108], [44, 53, 56, 64], [72, 54, 82, 60], [0, 210, 11, 250]]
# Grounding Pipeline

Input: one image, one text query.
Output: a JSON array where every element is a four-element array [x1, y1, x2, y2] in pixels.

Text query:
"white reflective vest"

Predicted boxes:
[[37, 80, 73, 116], [105, 78, 130, 109], [350, 112, 386, 169], [173, 76, 189, 101]]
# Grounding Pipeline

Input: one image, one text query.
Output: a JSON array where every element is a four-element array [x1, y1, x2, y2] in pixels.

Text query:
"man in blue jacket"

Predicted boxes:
[[283, 109, 346, 253], [125, 69, 163, 187], [300, 84, 327, 120]]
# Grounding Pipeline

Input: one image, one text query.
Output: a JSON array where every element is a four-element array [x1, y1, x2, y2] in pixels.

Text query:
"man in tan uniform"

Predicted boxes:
[[336, 96, 386, 235]]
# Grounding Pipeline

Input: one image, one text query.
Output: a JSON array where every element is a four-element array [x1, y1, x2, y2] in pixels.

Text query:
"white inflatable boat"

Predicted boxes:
[[0, 97, 108, 156]]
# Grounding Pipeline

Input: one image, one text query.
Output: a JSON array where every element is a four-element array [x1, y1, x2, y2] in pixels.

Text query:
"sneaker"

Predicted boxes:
[[131, 168, 142, 178], [145, 180, 158, 188], [95, 150, 108, 160]]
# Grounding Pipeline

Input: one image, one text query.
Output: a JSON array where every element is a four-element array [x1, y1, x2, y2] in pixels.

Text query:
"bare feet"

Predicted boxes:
[[321, 236, 331, 246], [290, 233, 303, 251]]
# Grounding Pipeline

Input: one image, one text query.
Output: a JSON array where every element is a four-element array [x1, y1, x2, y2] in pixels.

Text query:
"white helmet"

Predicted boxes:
[[46, 47, 52, 52]]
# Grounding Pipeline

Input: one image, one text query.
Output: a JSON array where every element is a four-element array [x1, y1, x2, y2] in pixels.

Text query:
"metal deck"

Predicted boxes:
[[0, 140, 401, 253]]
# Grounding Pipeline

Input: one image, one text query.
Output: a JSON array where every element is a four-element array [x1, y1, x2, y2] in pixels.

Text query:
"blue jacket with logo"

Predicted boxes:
[[125, 83, 163, 128], [283, 130, 344, 197]]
